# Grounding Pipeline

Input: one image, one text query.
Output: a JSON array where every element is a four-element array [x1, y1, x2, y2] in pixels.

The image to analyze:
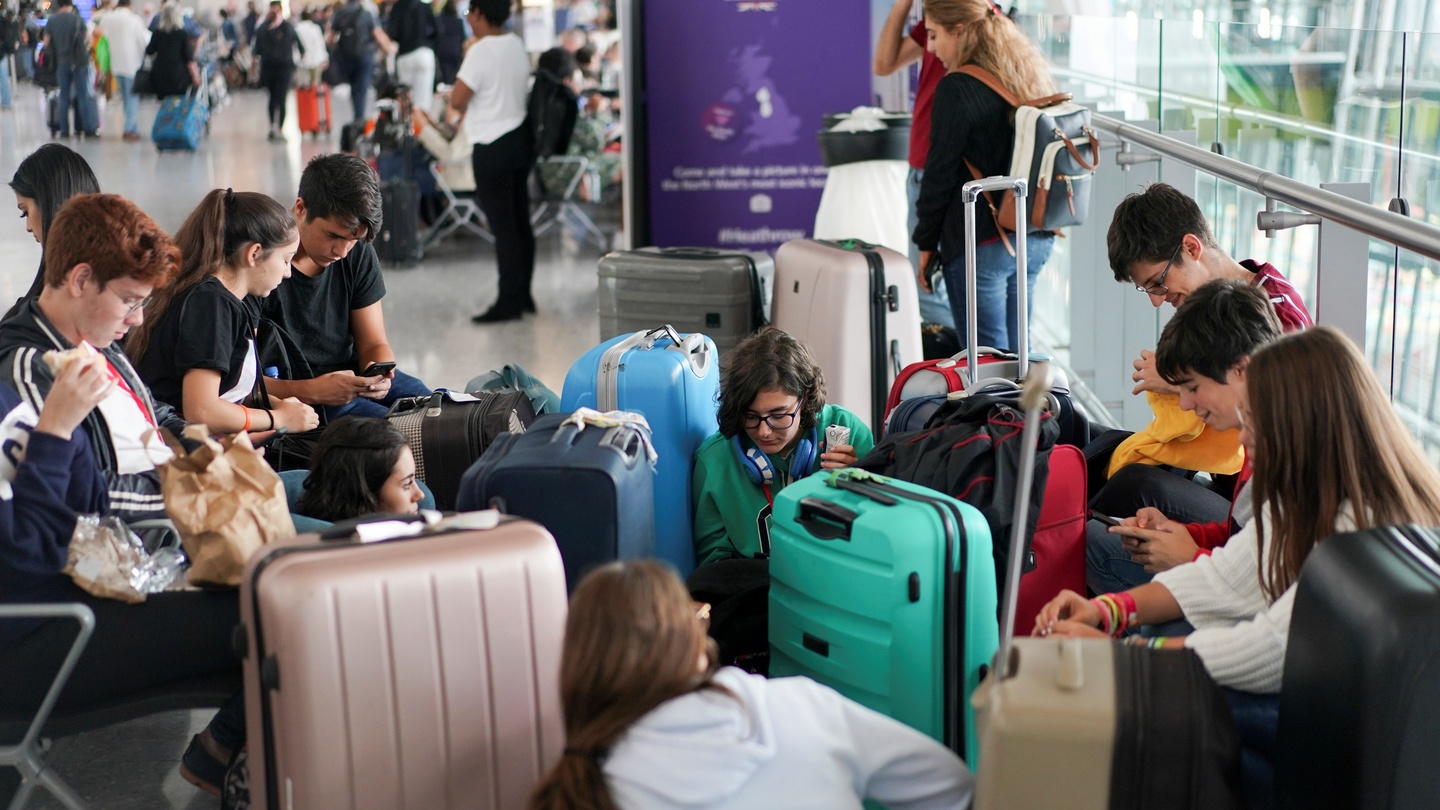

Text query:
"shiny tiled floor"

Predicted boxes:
[[1, 81, 612, 809]]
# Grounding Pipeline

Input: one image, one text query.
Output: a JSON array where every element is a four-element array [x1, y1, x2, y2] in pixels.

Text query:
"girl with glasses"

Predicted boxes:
[[691, 326, 875, 567]]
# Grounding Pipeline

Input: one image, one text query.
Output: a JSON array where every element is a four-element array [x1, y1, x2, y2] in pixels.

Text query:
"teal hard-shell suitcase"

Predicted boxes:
[[769, 469, 998, 761]]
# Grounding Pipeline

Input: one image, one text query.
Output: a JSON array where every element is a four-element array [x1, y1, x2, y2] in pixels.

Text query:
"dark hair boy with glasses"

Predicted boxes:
[[1094, 183, 1312, 500], [691, 326, 875, 566]]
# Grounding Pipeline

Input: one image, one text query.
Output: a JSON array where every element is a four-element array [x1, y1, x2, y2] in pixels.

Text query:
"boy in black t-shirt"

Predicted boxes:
[[256, 154, 431, 419]]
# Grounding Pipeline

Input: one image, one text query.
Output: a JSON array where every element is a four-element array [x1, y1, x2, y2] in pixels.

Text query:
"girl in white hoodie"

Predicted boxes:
[[528, 560, 974, 810]]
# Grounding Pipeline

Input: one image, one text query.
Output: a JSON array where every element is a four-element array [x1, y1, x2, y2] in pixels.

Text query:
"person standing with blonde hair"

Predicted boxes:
[[529, 560, 974, 810], [913, 0, 1057, 352]]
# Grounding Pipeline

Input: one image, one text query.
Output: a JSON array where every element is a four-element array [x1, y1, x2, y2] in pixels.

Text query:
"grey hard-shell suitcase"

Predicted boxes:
[[598, 247, 773, 356]]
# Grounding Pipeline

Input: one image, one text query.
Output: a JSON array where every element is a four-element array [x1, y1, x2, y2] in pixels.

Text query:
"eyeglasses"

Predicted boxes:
[[1135, 242, 1183, 297], [742, 402, 802, 431], [107, 287, 152, 317]]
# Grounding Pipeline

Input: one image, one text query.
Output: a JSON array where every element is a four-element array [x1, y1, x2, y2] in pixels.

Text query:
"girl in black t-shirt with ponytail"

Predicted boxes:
[[131, 188, 321, 437]]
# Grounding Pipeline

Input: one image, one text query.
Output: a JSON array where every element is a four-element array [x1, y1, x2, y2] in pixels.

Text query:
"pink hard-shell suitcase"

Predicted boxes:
[[772, 239, 923, 433], [240, 515, 568, 809]]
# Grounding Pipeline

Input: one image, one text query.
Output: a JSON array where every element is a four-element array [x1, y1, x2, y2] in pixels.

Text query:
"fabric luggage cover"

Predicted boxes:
[[560, 326, 719, 577], [241, 518, 567, 810], [598, 247, 774, 357], [385, 389, 538, 510], [768, 469, 997, 761], [457, 412, 655, 592], [152, 89, 207, 151], [772, 238, 922, 433], [1276, 525, 1440, 809]]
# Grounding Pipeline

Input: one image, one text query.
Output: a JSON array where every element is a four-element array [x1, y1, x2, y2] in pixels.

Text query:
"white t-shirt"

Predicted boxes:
[[98, 7, 152, 78], [455, 32, 530, 145], [96, 360, 173, 475], [294, 19, 328, 69]]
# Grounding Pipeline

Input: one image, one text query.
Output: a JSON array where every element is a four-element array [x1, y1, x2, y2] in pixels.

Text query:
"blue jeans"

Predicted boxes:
[[321, 368, 431, 421], [341, 56, 374, 123], [941, 231, 1055, 352], [116, 73, 140, 134], [0, 55, 11, 108], [55, 61, 98, 135], [907, 167, 955, 328], [1224, 688, 1278, 810]]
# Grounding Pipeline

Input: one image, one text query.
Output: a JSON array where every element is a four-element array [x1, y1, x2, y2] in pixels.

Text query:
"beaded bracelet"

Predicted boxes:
[[1091, 592, 1140, 638], [1125, 635, 1170, 649]]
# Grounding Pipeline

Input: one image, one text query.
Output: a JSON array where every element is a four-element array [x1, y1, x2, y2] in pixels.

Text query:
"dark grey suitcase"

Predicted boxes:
[[377, 177, 423, 266], [598, 247, 773, 356], [1276, 525, 1440, 809]]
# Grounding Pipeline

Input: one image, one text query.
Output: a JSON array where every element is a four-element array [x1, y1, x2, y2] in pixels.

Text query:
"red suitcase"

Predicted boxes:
[[240, 516, 567, 810], [296, 83, 331, 135], [1013, 443, 1087, 628]]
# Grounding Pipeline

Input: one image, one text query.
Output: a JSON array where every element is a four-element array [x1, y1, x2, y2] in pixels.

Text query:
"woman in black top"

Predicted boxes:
[[433, 0, 465, 86], [254, 0, 302, 142], [130, 188, 319, 436], [913, 0, 1058, 353], [145, 3, 198, 99], [3, 144, 99, 321]]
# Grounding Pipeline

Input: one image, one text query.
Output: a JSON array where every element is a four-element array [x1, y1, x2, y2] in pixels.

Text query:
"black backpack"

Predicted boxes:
[[527, 69, 578, 162], [856, 393, 1058, 594], [332, 5, 368, 63]]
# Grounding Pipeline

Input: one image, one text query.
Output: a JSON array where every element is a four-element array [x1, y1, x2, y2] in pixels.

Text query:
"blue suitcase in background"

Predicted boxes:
[[560, 325, 720, 577], [769, 469, 998, 762], [152, 88, 208, 151], [457, 412, 655, 592]]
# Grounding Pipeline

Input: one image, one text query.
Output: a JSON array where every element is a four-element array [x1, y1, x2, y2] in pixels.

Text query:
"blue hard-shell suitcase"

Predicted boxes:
[[768, 468, 998, 762], [560, 325, 720, 577], [457, 413, 655, 592]]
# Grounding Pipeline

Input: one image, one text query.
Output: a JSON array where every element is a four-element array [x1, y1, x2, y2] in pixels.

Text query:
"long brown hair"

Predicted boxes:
[[1247, 326, 1440, 600], [126, 188, 295, 360], [529, 561, 721, 810], [922, 0, 1055, 102]]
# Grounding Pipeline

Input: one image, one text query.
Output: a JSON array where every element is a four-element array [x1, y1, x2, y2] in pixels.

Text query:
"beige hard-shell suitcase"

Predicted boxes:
[[240, 516, 568, 810], [772, 238, 923, 433]]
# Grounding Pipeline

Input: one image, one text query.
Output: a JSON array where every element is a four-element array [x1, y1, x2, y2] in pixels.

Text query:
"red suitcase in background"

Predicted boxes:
[[296, 84, 331, 135], [240, 516, 567, 810], [1012, 443, 1087, 628]]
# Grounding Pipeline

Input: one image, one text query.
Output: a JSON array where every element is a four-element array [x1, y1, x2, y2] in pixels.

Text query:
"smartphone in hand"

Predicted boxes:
[[1089, 509, 1124, 528], [360, 361, 397, 378]]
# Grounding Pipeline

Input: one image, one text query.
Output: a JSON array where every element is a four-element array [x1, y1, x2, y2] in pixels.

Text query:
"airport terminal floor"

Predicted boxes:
[[0, 82, 610, 810]]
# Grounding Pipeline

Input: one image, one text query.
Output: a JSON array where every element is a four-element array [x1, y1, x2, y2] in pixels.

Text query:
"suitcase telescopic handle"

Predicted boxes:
[[961, 176, 1029, 387], [995, 362, 1053, 682], [795, 497, 858, 541]]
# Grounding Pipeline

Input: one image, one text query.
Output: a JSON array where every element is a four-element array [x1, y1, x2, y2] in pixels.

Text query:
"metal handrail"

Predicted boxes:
[[1092, 113, 1440, 262]]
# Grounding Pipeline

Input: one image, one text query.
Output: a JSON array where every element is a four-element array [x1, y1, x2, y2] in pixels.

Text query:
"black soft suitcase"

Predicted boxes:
[[1275, 525, 1440, 809], [377, 177, 424, 265], [385, 389, 538, 510], [457, 412, 655, 592]]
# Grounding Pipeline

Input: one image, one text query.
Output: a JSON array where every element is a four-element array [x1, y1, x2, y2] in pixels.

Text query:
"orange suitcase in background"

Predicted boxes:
[[296, 83, 331, 135], [240, 516, 568, 810]]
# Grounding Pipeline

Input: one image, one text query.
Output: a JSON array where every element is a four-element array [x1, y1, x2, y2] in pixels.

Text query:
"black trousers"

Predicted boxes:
[[471, 125, 536, 312], [260, 63, 294, 128]]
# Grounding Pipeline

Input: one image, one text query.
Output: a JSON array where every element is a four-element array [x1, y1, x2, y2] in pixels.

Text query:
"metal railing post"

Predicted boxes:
[[1314, 182, 1373, 351]]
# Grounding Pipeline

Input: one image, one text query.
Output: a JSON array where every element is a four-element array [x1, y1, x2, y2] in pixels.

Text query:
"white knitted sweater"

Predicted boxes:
[[1153, 503, 1357, 694]]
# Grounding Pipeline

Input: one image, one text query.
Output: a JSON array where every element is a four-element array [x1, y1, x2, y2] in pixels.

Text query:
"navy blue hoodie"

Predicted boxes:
[[0, 381, 109, 644]]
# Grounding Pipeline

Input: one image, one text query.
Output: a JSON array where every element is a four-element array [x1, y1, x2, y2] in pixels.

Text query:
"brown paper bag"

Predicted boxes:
[[151, 426, 296, 586]]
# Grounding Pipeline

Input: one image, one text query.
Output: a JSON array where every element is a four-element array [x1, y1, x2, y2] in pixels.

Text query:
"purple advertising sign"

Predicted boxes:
[[642, 0, 874, 252]]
